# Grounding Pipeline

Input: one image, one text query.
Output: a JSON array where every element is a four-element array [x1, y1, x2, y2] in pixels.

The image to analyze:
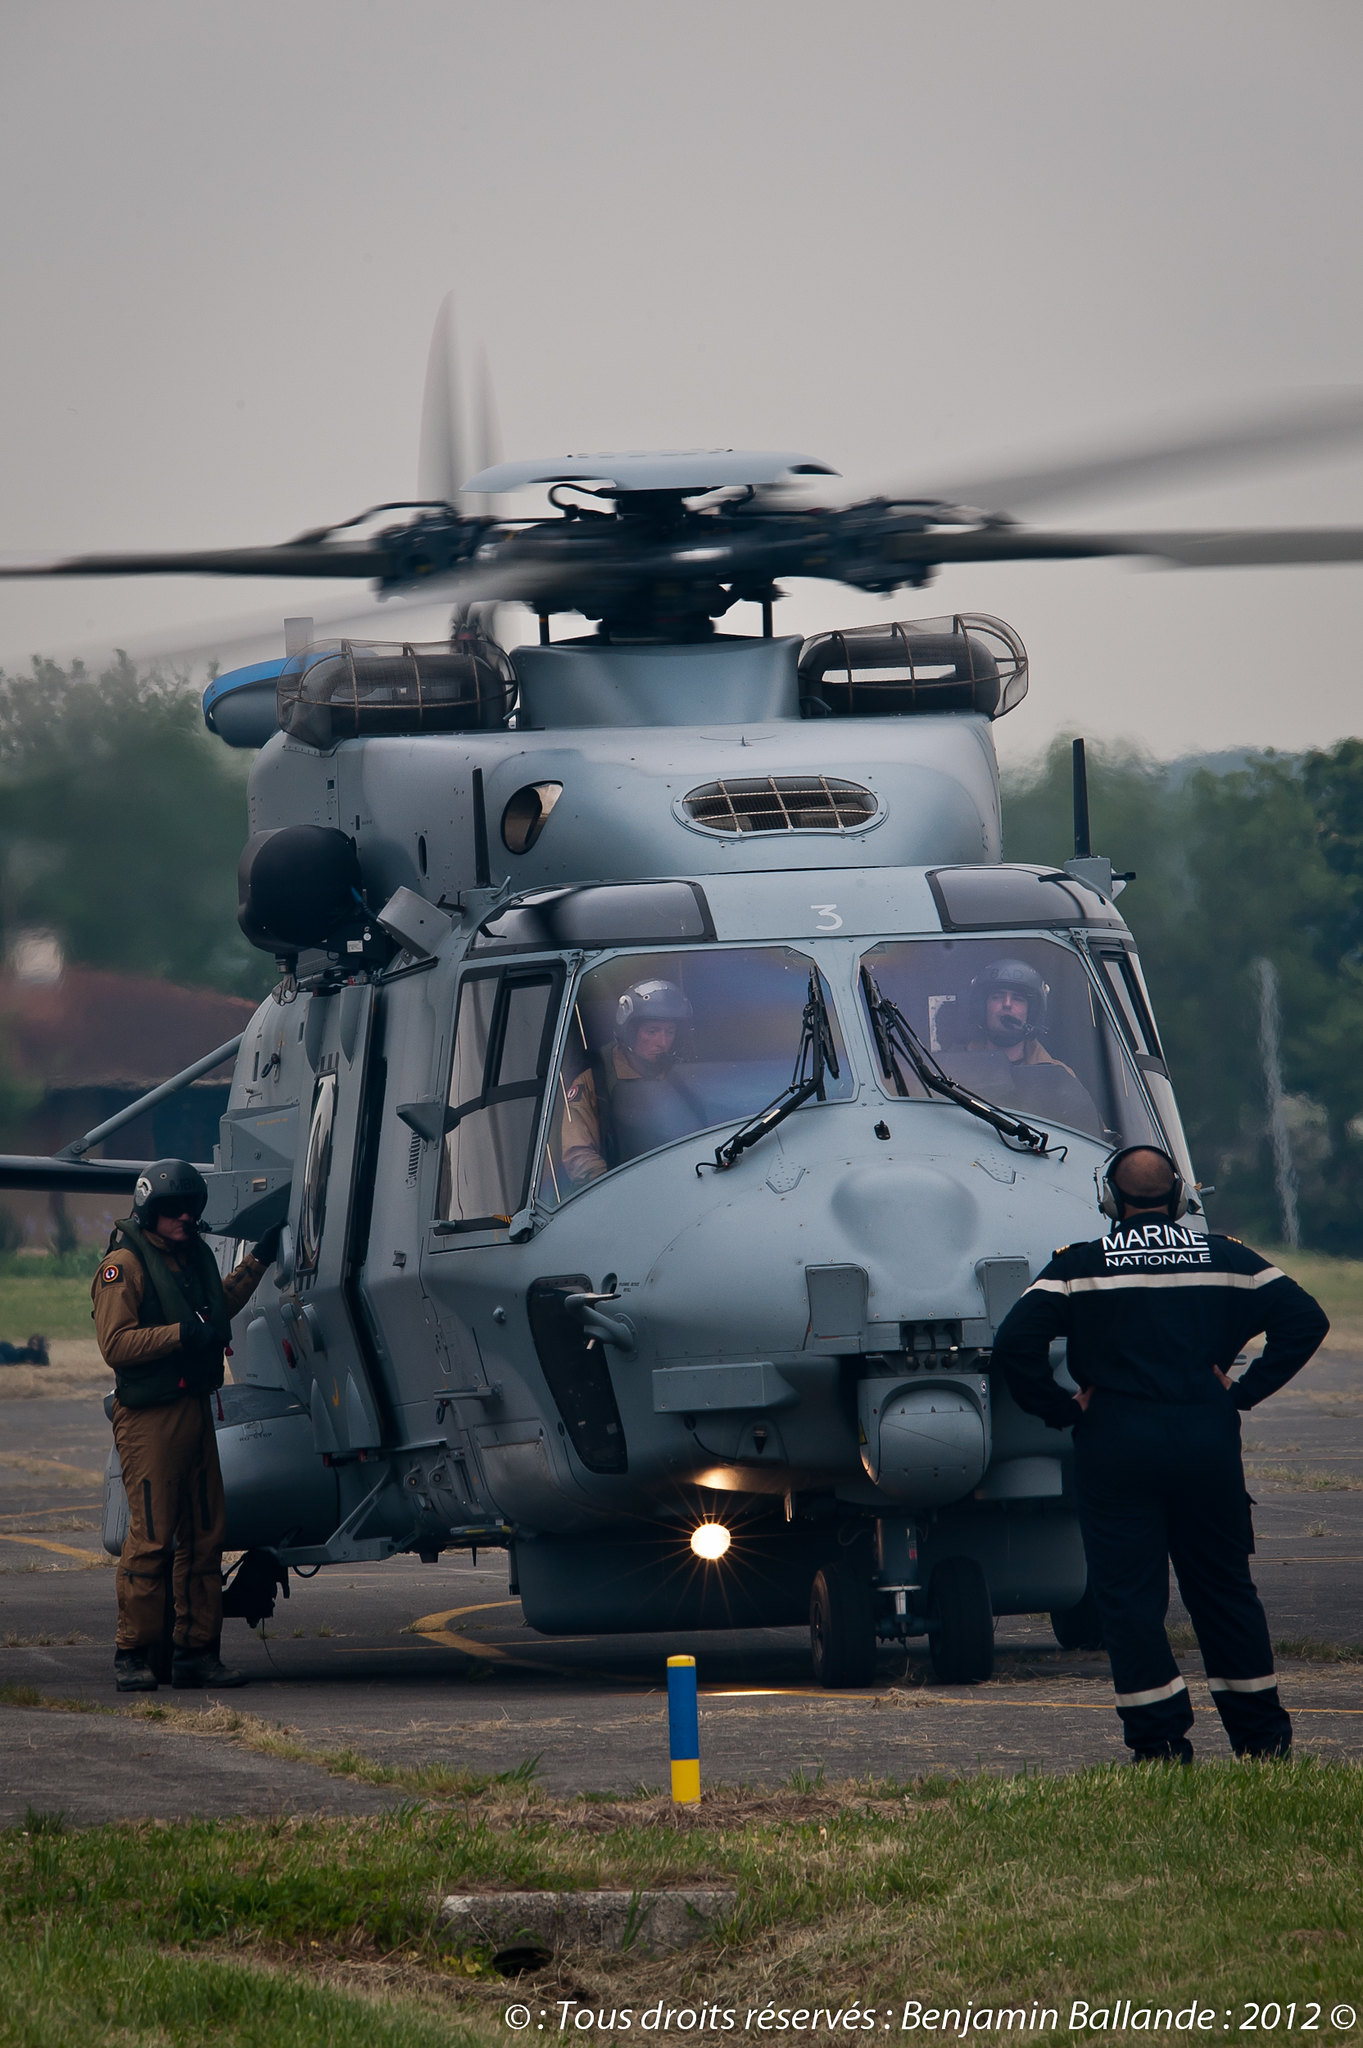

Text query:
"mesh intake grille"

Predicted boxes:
[[682, 776, 878, 834]]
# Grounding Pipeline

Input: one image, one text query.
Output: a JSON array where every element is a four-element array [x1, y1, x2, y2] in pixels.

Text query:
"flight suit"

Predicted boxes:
[[93, 1231, 265, 1654], [964, 1036, 1074, 1075], [553, 1044, 652, 1187], [991, 1221, 1328, 1759]]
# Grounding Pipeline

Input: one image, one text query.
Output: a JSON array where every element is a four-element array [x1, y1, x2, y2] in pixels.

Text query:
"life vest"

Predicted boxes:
[[105, 1217, 232, 1409]]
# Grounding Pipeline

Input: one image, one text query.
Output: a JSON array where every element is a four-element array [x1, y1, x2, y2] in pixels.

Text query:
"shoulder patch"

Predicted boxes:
[[101, 1263, 122, 1285]]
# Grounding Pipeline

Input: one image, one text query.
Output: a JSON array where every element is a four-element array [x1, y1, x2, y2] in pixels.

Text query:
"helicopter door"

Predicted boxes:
[[288, 981, 387, 1456]]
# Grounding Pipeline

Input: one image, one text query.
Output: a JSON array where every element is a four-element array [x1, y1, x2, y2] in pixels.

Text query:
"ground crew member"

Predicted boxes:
[[93, 1159, 280, 1693], [555, 978, 694, 1185], [991, 1145, 1328, 1762]]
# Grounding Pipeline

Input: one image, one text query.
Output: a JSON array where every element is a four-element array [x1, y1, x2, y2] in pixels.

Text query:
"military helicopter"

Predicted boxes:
[[6, 329, 1363, 1686]]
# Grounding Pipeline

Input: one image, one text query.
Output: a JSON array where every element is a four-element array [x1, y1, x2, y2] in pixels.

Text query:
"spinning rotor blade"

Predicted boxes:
[[0, 541, 388, 581], [417, 291, 466, 509], [854, 524, 1363, 572], [782, 392, 1363, 520]]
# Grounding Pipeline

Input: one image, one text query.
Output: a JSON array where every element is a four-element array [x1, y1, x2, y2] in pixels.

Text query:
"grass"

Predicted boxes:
[[0, 1266, 97, 1343], [1262, 1247, 1363, 1345], [1242, 1462, 1362, 1492], [1, 1764, 1362, 2043]]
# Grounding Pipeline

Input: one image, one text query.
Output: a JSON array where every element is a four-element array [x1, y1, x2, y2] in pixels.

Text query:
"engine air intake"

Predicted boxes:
[[798, 612, 1028, 720], [681, 776, 878, 834], [277, 637, 515, 749]]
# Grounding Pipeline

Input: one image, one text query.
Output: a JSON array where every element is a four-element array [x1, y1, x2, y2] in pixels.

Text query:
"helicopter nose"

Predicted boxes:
[[828, 1160, 985, 1312]]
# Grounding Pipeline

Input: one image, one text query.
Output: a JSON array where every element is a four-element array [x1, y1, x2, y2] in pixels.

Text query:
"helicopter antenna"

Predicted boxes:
[[1072, 738, 1092, 860]]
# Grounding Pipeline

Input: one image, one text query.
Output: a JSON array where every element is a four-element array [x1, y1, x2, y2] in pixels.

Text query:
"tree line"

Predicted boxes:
[[0, 656, 1359, 1248], [1004, 735, 1363, 1252]]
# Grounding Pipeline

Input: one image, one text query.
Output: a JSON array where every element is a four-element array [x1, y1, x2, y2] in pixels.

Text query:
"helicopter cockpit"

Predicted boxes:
[[538, 946, 855, 1204], [856, 936, 1160, 1146], [427, 865, 1180, 1233]]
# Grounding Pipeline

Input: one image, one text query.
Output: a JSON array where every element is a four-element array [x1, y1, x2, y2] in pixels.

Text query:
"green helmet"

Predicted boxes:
[[132, 1159, 208, 1228]]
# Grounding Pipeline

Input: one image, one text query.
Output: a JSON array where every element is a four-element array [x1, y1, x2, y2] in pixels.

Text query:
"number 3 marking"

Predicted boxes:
[[812, 903, 843, 931]]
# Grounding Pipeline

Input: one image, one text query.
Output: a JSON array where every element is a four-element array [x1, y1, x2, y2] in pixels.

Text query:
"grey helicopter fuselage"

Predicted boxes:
[[193, 625, 1199, 1672]]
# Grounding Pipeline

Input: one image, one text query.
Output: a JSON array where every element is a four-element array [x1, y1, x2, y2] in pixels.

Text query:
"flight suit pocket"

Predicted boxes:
[[1240, 1489, 1257, 1554]]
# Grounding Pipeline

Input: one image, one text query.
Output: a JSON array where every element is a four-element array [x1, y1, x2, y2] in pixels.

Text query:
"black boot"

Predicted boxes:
[[171, 1637, 248, 1689], [114, 1647, 159, 1692]]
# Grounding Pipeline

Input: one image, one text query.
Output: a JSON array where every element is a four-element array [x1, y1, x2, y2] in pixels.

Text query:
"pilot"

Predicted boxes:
[[92, 1159, 281, 1694], [950, 956, 1105, 1133], [556, 978, 694, 1186], [990, 1145, 1329, 1764], [963, 958, 1075, 1076]]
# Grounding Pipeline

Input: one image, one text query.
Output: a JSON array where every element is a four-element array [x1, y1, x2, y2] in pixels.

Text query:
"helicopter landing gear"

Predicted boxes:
[[809, 1560, 877, 1689], [927, 1556, 994, 1684], [1050, 1583, 1105, 1652]]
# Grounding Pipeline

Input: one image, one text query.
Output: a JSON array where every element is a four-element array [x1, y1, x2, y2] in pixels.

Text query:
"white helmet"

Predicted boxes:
[[614, 979, 692, 1054]]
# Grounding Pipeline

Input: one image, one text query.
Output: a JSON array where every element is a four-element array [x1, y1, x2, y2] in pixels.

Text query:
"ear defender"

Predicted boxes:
[[1097, 1144, 1187, 1221]]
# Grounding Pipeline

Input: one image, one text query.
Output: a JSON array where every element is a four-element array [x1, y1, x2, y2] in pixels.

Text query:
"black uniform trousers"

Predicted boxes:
[[1073, 1391, 1291, 1758]]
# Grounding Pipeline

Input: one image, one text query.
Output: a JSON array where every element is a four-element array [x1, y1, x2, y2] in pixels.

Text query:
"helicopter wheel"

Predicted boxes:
[[1050, 1583, 1106, 1652], [927, 1557, 994, 1685], [809, 1561, 877, 1689]]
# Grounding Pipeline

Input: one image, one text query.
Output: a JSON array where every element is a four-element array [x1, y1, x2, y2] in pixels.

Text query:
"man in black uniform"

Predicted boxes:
[[991, 1145, 1328, 1762]]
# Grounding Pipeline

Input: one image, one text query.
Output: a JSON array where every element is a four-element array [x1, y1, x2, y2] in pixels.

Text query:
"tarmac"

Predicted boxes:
[[2, 1340, 1361, 1825]]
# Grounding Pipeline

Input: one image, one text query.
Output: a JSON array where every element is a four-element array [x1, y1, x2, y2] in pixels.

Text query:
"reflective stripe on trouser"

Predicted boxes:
[[111, 1392, 226, 1653], [1074, 1392, 1292, 1757]]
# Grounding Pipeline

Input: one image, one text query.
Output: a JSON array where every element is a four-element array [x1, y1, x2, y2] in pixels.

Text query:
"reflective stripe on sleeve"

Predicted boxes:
[[1206, 1673, 1278, 1694], [1113, 1675, 1188, 1709], [1027, 1268, 1285, 1297]]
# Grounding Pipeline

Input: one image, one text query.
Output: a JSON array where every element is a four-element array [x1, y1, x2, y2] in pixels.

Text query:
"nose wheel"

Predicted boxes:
[[926, 1555, 994, 1684], [809, 1560, 877, 1688]]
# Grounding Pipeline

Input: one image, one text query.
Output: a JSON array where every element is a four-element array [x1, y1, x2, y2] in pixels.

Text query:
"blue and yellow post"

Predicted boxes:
[[667, 1654, 700, 1803]]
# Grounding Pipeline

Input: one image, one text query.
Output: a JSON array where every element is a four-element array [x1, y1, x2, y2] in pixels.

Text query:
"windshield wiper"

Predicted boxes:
[[859, 964, 1057, 1156], [701, 969, 839, 1174]]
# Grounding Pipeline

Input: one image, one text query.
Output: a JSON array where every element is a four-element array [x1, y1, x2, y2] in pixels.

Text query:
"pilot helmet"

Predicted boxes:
[[614, 979, 693, 1056], [969, 957, 1049, 1040], [132, 1158, 209, 1229]]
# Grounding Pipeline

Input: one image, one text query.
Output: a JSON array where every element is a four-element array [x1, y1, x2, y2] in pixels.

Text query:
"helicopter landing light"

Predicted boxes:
[[690, 1522, 731, 1562]]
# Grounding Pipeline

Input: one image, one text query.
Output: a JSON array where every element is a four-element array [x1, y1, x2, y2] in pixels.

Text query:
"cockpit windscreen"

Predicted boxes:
[[538, 946, 852, 1207], [859, 937, 1162, 1148]]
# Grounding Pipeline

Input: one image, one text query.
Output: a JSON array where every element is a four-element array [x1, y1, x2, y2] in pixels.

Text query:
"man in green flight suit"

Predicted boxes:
[[92, 1159, 280, 1693]]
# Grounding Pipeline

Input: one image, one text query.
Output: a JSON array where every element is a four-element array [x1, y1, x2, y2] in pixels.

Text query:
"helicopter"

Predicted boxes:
[[6, 330, 1363, 1687]]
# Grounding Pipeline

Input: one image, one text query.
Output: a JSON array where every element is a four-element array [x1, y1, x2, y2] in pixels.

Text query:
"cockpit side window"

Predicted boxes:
[[436, 965, 563, 1231], [1093, 945, 1165, 1065], [538, 946, 852, 1208], [858, 936, 1162, 1148]]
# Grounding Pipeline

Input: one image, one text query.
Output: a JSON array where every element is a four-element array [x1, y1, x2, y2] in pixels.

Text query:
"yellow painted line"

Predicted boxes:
[[0, 1505, 98, 1522], [407, 1603, 1363, 1709], [333, 1643, 442, 1654], [410, 1600, 630, 1679], [0, 1454, 106, 1487], [0, 1531, 106, 1562], [410, 1598, 525, 1665]]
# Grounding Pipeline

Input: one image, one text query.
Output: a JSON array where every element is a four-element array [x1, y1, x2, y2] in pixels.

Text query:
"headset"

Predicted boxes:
[[1096, 1144, 1188, 1221]]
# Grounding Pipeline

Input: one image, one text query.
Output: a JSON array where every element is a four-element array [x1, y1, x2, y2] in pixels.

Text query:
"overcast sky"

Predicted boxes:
[[2, 0, 1362, 767]]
